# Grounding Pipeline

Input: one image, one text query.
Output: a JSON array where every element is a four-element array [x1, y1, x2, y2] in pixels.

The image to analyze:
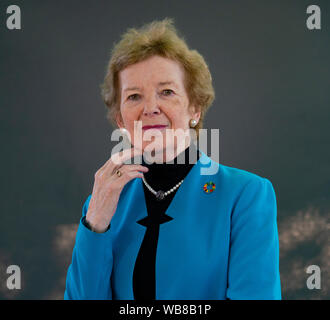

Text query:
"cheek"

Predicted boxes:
[[167, 110, 190, 127], [169, 99, 191, 124], [164, 104, 183, 123], [121, 106, 139, 124]]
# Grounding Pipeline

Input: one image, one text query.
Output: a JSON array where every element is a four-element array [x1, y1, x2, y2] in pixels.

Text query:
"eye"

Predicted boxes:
[[162, 89, 174, 96], [127, 93, 140, 101]]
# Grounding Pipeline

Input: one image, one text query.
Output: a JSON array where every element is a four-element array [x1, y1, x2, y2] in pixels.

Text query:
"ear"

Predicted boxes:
[[190, 104, 201, 123], [115, 112, 124, 129], [194, 110, 201, 123]]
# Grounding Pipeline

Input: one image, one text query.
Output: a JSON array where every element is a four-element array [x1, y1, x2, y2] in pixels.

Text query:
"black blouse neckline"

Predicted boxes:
[[141, 142, 200, 192]]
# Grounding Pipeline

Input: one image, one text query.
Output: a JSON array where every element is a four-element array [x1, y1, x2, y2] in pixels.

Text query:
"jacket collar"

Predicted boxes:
[[123, 150, 220, 225]]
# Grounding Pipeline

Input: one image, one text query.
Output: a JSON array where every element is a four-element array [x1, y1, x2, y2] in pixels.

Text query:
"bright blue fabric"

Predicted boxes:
[[64, 151, 281, 300]]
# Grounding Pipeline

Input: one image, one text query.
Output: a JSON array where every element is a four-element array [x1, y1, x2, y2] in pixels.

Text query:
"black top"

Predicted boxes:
[[141, 143, 200, 213]]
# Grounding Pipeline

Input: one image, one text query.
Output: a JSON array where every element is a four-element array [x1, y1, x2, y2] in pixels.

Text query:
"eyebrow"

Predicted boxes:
[[123, 81, 178, 92]]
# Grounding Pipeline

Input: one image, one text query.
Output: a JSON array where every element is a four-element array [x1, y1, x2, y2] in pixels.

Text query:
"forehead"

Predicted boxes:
[[119, 55, 185, 90]]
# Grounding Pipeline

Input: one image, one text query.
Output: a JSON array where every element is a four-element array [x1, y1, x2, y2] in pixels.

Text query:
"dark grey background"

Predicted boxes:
[[0, 0, 329, 299]]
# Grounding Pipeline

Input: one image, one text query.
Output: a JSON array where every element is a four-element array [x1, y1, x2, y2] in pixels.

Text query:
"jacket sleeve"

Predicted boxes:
[[226, 177, 281, 300], [64, 195, 113, 300]]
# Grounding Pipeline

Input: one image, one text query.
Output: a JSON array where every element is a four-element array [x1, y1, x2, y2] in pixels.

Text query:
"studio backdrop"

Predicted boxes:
[[0, 0, 329, 299]]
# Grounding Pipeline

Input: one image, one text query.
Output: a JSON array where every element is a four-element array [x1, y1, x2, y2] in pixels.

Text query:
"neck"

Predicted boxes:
[[142, 141, 199, 166], [143, 137, 194, 164], [141, 140, 199, 192]]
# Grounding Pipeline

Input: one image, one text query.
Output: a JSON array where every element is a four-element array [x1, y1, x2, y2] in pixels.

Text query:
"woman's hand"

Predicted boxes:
[[85, 147, 148, 233]]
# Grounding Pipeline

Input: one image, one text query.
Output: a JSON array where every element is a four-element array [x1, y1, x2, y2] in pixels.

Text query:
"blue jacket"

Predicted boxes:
[[64, 151, 281, 300]]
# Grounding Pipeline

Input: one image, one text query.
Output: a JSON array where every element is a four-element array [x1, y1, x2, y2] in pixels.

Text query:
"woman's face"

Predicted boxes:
[[117, 55, 200, 159]]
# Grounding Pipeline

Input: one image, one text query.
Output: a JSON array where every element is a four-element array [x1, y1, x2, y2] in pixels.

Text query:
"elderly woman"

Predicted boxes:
[[64, 18, 281, 300]]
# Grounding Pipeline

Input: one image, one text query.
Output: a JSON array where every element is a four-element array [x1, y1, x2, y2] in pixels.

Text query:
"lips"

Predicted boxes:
[[142, 125, 168, 130]]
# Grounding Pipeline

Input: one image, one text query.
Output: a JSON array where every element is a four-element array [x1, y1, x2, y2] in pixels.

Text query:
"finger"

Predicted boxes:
[[96, 147, 145, 180], [125, 164, 149, 173], [111, 164, 148, 180], [117, 169, 145, 182], [110, 147, 144, 167], [109, 170, 144, 191]]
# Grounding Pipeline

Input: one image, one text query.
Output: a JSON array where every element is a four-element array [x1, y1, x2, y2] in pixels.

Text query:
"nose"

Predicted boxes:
[[143, 95, 161, 117]]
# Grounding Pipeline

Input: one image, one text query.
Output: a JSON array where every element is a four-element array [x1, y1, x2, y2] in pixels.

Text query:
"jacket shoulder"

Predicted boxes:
[[220, 163, 268, 185], [218, 163, 276, 206], [200, 150, 273, 194]]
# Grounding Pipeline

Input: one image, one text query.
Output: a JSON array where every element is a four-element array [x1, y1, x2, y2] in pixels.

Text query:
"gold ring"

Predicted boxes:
[[116, 169, 122, 177]]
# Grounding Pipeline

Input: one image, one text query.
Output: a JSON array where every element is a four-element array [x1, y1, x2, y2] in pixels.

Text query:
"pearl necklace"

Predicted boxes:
[[142, 175, 184, 201]]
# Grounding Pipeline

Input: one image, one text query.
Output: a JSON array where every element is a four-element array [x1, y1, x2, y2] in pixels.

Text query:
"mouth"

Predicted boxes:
[[142, 125, 168, 130]]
